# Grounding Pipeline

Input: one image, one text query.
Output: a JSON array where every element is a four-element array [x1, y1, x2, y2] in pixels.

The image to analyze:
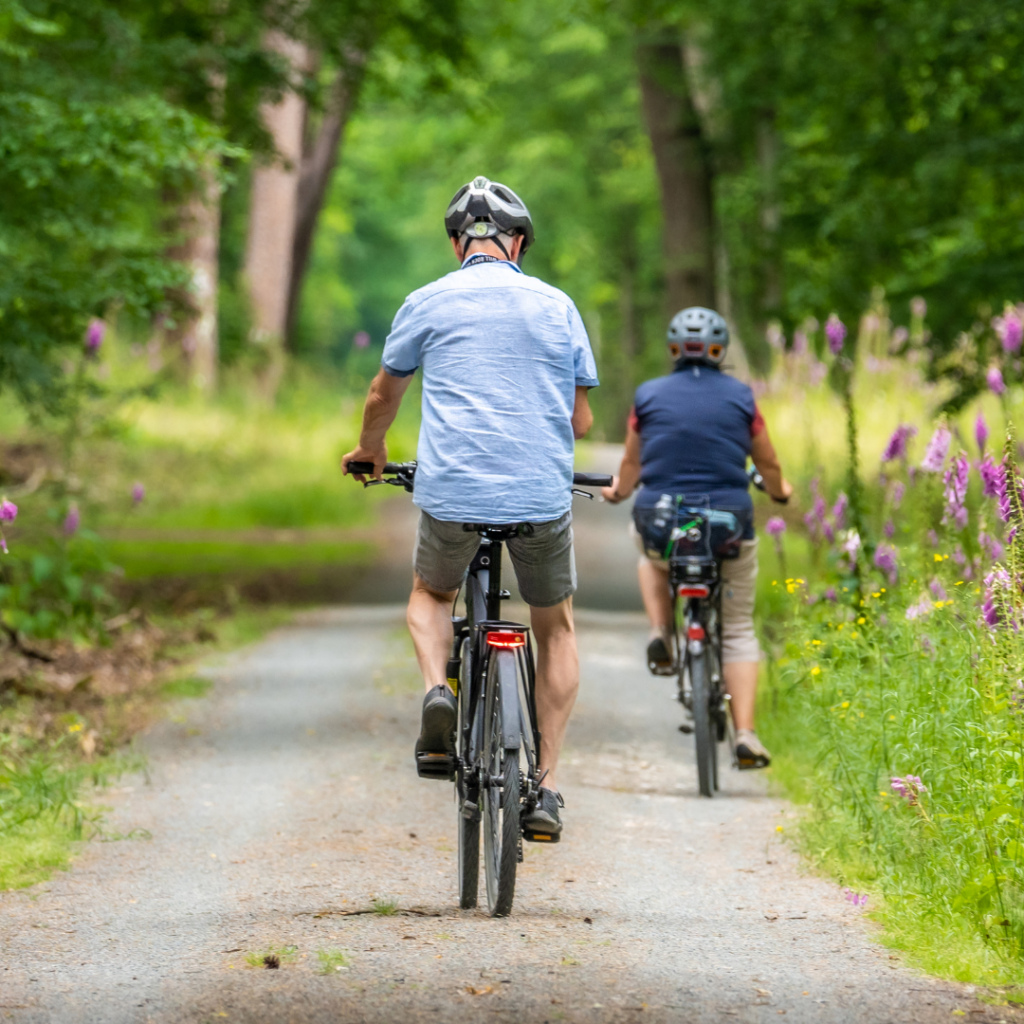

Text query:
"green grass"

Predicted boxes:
[[315, 947, 352, 974], [0, 814, 80, 890], [371, 895, 399, 915], [160, 676, 213, 700]]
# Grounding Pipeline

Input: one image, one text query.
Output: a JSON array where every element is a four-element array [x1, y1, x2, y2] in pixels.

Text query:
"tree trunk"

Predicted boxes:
[[163, 161, 221, 392], [637, 39, 716, 319], [286, 65, 360, 342], [244, 32, 307, 397]]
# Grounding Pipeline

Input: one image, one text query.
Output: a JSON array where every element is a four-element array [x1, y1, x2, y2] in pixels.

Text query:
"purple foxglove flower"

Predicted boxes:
[[0, 537, 6, 555], [803, 510, 818, 536], [353, 330, 370, 349], [953, 545, 966, 567], [792, 330, 808, 355], [929, 577, 948, 601], [997, 312, 1023, 353], [858, 894, 868, 907], [873, 543, 898, 584], [906, 598, 931, 620], [0, 499, 17, 522], [996, 462, 1011, 523], [911, 297, 927, 320], [842, 530, 861, 558], [892, 481, 906, 508], [975, 413, 989, 454], [890, 777, 908, 798], [987, 366, 1006, 395], [881, 424, 917, 463], [132, 482, 145, 505], [825, 587, 837, 602], [766, 517, 786, 537], [85, 319, 105, 353], [822, 520, 835, 543], [943, 453, 970, 529], [982, 569, 1010, 629], [832, 493, 848, 529], [63, 504, 80, 536], [927, 528, 939, 547], [980, 456, 1003, 498], [825, 314, 847, 355], [884, 519, 895, 538], [920, 426, 951, 472]]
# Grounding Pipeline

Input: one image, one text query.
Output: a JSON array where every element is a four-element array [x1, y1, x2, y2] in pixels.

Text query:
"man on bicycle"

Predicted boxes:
[[602, 307, 792, 769], [342, 176, 598, 839]]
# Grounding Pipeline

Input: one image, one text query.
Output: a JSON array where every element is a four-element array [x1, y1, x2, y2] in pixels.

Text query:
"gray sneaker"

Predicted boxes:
[[414, 685, 457, 779], [523, 787, 564, 843]]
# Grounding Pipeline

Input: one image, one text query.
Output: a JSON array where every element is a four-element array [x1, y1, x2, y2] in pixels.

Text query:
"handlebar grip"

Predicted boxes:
[[346, 461, 376, 475], [573, 472, 614, 487]]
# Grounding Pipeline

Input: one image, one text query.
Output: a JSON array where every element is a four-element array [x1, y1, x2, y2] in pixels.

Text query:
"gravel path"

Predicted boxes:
[[0, 605, 1004, 1024]]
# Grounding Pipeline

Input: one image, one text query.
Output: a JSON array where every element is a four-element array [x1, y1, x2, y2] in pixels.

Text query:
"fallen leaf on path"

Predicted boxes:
[[464, 986, 494, 996], [764, 912, 779, 921]]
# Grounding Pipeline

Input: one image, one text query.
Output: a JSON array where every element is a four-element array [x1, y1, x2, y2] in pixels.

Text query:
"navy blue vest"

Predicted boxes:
[[632, 365, 757, 535]]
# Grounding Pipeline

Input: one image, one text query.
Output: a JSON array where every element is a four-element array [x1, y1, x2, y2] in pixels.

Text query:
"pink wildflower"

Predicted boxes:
[[988, 366, 1006, 395], [920, 426, 951, 472], [825, 314, 847, 355]]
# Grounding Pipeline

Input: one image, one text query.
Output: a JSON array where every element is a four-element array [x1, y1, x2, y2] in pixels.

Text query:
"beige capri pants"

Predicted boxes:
[[631, 525, 761, 664]]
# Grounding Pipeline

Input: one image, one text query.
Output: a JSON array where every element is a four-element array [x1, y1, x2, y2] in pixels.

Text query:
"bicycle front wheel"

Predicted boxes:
[[689, 648, 718, 798], [481, 648, 521, 917]]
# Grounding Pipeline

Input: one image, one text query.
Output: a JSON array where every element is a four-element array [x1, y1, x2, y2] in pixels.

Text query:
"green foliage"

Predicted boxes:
[[689, 0, 1024, 343], [0, 531, 115, 640]]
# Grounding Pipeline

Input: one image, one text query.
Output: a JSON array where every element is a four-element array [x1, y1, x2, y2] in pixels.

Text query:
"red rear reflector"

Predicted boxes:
[[684, 341, 704, 355], [487, 631, 526, 648], [677, 585, 710, 599], [688, 624, 706, 641]]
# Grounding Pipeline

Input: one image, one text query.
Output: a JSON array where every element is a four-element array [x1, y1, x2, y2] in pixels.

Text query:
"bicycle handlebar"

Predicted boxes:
[[345, 461, 612, 488]]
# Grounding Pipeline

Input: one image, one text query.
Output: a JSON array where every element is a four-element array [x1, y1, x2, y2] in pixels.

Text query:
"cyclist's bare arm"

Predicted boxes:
[[751, 426, 793, 502], [602, 424, 641, 503], [572, 385, 594, 439], [341, 368, 414, 481]]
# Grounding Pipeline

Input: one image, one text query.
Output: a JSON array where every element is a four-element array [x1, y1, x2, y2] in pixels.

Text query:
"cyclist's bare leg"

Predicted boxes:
[[529, 597, 579, 792], [407, 573, 458, 692], [723, 660, 758, 731], [638, 558, 673, 641]]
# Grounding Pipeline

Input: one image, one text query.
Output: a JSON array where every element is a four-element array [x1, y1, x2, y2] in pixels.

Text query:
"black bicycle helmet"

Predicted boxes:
[[444, 175, 535, 260], [667, 307, 730, 367]]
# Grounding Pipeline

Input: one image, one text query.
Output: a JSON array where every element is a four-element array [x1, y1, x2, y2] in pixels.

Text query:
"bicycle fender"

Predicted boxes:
[[496, 650, 521, 751]]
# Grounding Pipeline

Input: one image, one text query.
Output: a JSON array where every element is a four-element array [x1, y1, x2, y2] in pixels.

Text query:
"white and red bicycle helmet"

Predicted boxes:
[[668, 306, 730, 367]]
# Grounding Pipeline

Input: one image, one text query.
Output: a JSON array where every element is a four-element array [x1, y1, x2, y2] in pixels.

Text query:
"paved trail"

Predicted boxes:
[[0, 604, 1000, 1024]]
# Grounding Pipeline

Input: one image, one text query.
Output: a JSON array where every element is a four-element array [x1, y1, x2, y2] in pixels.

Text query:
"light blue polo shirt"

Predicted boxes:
[[382, 256, 599, 524]]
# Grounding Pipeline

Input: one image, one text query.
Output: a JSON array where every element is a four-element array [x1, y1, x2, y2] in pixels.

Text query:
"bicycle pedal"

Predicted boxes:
[[522, 830, 561, 844], [649, 663, 676, 677], [415, 752, 455, 780], [461, 800, 481, 823], [678, 723, 694, 734]]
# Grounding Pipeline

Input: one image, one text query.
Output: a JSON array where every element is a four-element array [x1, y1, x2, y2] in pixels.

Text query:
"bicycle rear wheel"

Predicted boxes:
[[481, 648, 521, 917], [456, 637, 480, 909], [689, 648, 718, 798]]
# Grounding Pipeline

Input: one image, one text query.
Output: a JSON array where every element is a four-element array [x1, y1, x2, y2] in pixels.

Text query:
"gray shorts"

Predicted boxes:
[[413, 510, 576, 608]]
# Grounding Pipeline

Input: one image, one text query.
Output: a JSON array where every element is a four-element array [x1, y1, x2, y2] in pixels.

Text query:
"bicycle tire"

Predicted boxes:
[[481, 648, 520, 917], [689, 648, 718, 798], [456, 637, 480, 909]]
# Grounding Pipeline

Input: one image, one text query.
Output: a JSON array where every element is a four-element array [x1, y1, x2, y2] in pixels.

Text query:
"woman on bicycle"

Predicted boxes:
[[602, 307, 792, 769]]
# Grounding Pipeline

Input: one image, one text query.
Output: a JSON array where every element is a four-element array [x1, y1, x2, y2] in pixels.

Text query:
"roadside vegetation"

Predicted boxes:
[[755, 302, 1024, 988]]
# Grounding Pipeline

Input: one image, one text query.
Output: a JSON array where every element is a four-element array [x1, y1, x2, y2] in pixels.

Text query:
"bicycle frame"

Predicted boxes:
[[453, 535, 541, 790]]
